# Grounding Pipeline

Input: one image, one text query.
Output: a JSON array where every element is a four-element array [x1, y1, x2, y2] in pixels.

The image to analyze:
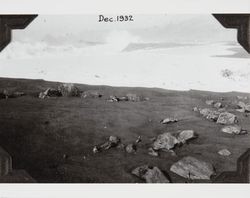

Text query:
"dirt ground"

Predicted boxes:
[[0, 77, 250, 183]]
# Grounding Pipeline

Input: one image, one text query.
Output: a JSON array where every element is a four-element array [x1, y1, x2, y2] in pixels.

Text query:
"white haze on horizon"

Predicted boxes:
[[0, 15, 249, 93]]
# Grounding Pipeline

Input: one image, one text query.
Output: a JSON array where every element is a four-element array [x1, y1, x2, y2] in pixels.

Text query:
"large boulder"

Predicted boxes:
[[132, 165, 170, 183], [81, 90, 102, 99], [221, 125, 247, 135], [177, 130, 197, 144], [152, 132, 179, 151], [170, 156, 216, 180], [58, 83, 80, 97], [216, 112, 237, 124]]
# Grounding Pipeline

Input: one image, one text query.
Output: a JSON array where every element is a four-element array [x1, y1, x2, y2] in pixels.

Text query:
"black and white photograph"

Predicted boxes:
[[0, 13, 250, 185]]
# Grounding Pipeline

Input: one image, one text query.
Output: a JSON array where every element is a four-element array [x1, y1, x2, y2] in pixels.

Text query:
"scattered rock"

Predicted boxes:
[[148, 148, 159, 157], [126, 144, 137, 154], [160, 117, 178, 124], [170, 156, 216, 180], [81, 90, 102, 99], [221, 125, 247, 135], [237, 96, 248, 100], [107, 95, 119, 102], [218, 149, 231, 156], [214, 102, 223, 108], [217, 112, 237, 125], [206, 100, 214, 105], [132, 165, 170, 183], [177, 130, 197, 144], [58, 83, 80, 97], [152, 132, 179, 151]]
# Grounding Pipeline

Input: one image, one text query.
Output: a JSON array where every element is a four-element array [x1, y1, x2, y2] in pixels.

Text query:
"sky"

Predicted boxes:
[[0, 15, 249, 92]]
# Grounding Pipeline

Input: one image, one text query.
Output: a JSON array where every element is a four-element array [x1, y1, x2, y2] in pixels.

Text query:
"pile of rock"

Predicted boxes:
[[149, 130, 197, 156], [197, 107, 238, 124], [58, 83, 80, 97], [107, 93, 149, 102], [39, 88, 62, 99]]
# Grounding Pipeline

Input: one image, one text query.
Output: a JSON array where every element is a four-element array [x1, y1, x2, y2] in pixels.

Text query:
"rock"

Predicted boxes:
[[221, 125, 247, 135], [119, 96, 129, 101], [206, 111, 220, 121], [152, 132, 179, 151], [177, 130, 197, 144], [206, 100, 214, 105], [199, 108, 220, 121], [109, 136, 120, 145], [237, 101, 250, 112], [160, 117, 178, 124], [108, 95, 119, 102], [126, 144, 137, 153], [126, 93, 141, 102], [214, 102, 223, 108], [170, 156, 216, 180], [236, 109, 246, 113], [39, 88, 62, 99], [218, 149, 231, 156], [193, 107, 199, 112], [148, 148, 159, 157], [93, 136, 121, 153], [81, 90, 102, 99], [237, 96, 248, 100], [93, 146, 99, 154], [200, 108, 212, 117], [117, 143, 125, 149], [237, 101, 246, 109], [217, 112, 237, 124], [135, 136, 142, 144], [58, 83, 80, 97], [132, 165, 170, 183]]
